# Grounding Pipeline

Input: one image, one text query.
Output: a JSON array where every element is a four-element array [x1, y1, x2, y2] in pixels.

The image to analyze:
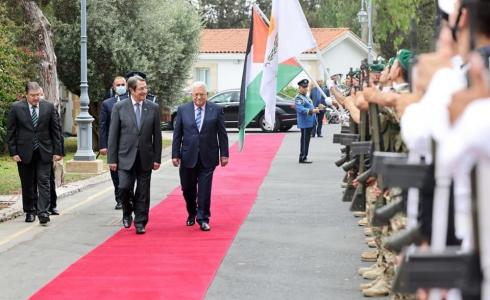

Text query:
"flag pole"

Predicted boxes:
[[254, 4, 269, 25]]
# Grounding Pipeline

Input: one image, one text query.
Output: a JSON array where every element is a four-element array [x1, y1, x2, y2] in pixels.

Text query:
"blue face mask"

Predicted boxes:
[[115, 86, 127, 96]]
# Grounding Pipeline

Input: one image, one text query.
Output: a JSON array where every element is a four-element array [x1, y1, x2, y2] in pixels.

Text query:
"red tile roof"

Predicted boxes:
[[200, 28, 351, 54]]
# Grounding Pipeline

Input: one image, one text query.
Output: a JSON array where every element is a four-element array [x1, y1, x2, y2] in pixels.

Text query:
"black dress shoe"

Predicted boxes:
[[115, 202, 122, 210], [186, 216, 195, 226], [200, 222, 210, 231], [122, 216, 133, 228], [135, 226, 146, 234], [48, 208, 60, 215], [299, 160, 313, 164], [38, 213, 50, 225], [317, 135, 323, 138], [25, 214, 36, 223]]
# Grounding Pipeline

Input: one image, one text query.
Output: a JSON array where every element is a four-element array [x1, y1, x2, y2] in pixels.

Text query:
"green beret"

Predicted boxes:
[[353, 68, 360, 79], [388, 57, 395, 66], [369, 63, 385, 73], [396, 49, 414, 71]]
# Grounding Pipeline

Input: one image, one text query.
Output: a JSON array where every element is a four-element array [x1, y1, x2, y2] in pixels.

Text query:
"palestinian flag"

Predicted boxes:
[[238, 6, 302, 151]]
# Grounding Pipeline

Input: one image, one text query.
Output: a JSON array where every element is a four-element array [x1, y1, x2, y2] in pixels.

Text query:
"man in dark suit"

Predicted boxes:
[[37, 88, 64, 215], [108, 75, 162, 234], [172, 82, 229, 232], [7, 81, 62, 225], [99, 76, 128, 210], [310, 80, 330, 138]]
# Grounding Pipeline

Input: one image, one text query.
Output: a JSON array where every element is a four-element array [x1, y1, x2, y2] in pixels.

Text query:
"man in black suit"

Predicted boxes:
[[37, 87, 64, 215], [99, 76, 128, 210], [7, 81, 62, 225], [172, 82, 229, 231], [108, 75, 162, 234]]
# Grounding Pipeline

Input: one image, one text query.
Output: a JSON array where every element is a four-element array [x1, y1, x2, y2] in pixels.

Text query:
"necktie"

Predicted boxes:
[[31, 105, 38, 127], [31, 105, 39, 149], [135, 103, 141, 129], [196, 107, 202, 131]]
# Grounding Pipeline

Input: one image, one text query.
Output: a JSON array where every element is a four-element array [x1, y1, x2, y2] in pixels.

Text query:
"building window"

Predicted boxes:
[[194, 67, 210, 87]]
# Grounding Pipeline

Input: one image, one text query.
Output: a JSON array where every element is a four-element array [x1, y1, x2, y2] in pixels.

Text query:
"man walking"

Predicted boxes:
[[310, 80, 329, 137], [99, 76, 128, 210], [7, 81, 62, 225], [39, 87, 64, 215], [108, 75, 162, 234], [172, 82, 229, 232]]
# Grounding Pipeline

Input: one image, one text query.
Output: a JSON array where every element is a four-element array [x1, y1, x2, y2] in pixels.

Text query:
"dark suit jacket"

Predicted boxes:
[[172, 101, 229, 169], [7, 100, 62, 164], [107, 98, 162, 171], [98, 95, 128, 149]]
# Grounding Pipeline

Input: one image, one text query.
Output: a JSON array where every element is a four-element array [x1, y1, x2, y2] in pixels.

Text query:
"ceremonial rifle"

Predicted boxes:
[[393, 4, 482, 296], [350, 60, 370, 211]]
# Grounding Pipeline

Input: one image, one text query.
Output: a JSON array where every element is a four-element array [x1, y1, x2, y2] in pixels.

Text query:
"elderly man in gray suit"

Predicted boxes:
[[108, 75, 162, 234]]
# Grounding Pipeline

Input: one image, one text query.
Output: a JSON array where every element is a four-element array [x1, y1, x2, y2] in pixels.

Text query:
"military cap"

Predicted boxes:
[[126, 71, 147, 79], [396, 49, 414, 71], [438, 0, 456, 15], [297, 79, 309, 87], [388, 57, 395, 66], [369, 63, 385, 73]]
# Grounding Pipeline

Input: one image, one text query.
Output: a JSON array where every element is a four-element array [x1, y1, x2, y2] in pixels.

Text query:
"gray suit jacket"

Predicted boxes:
[[107, 98, 162, 171]]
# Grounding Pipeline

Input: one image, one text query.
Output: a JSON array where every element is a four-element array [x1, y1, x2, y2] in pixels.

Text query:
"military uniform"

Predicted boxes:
[[295, 79, 317, 163]]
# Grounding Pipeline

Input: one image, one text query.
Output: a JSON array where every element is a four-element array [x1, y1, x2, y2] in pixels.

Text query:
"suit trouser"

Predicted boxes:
[[299, 127, 313, 161], [118, 154, 152, 227], [110, 170, 120, 204], [179, 157, 215, 224], [17, 149, 51, 215], [311, 111, 325, 137], [49, 164, 57, 209], [34, 163, 57, 209]]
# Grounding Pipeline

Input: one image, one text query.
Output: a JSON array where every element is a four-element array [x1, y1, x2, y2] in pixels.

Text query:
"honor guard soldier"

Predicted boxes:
[[295, 79, 320, 164]]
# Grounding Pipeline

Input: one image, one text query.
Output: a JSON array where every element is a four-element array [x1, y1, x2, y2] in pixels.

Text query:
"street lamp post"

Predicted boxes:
[[358, 0, 373, 64], [73, 0, 95, 161], [357, 0, 368, 43], [367, 0, 373, 64], [66, 0, 102, 174]]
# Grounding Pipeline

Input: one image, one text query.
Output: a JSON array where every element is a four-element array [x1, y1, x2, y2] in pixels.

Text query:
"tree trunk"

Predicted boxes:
[[21, 0, 64, 187]]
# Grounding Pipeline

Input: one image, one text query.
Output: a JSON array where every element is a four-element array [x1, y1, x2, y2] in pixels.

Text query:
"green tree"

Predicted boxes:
[[0, 3, 36, 149], [52, 0, 202, 106]]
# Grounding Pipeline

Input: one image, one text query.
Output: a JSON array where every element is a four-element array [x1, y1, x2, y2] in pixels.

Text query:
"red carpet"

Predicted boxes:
[[31, 134, 285, 300]]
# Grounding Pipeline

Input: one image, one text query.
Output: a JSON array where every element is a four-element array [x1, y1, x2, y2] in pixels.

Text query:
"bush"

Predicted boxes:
[[63, 137, 77, 154]]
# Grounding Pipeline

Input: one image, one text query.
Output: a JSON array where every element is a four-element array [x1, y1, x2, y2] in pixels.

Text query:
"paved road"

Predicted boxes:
[[0, 125, 368, 300]]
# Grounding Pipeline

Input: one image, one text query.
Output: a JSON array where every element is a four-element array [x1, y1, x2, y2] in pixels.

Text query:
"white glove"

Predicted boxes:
[[326, 80, 335, 89], [325, 96, 333, 106]]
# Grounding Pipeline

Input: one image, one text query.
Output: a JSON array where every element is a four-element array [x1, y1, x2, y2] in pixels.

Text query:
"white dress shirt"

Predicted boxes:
[[131, 97, 142, 120]]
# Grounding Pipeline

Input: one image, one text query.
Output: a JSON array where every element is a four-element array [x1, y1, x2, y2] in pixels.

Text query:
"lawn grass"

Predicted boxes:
[[0, 136, 172, 195]]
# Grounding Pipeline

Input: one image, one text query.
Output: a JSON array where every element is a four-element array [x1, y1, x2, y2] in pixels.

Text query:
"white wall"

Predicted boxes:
[[322, 38, 369, 77], [194, 37, 371, 93], [217, 59, 244, 91]]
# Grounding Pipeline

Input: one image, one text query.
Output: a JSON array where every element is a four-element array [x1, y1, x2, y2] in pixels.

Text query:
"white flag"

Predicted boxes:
[[259, 0, 317, 129]]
